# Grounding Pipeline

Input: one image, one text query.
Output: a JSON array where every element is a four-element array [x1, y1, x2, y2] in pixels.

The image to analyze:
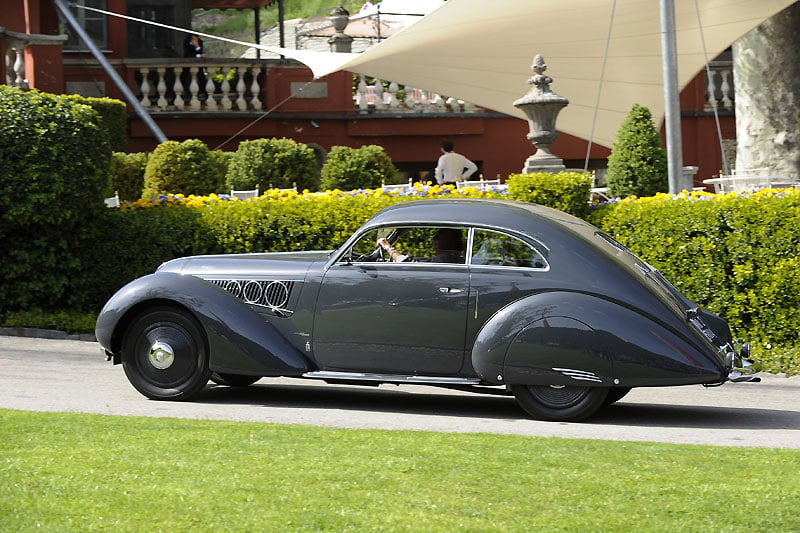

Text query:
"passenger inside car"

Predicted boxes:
[[377, 227, 465, 264]]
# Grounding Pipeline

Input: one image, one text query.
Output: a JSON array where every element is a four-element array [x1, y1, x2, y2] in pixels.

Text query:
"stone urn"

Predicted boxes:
[[329, 5, 353, 52], [513, 55, 569, 173]]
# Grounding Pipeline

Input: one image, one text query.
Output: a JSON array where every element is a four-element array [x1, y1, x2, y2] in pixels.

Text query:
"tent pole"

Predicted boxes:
[[660, 0, 688, 193], [255, 7, 261, 59], [278, 0, 285, 48], [53, 0, 167, 144]]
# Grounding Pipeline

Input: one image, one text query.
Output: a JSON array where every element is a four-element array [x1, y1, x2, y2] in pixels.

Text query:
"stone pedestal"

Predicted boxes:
[[329, 6, 353, 53], [514, 55, 569, 174]]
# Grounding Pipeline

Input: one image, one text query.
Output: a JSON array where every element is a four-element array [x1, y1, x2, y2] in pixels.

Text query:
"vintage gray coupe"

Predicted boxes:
[[96, 199, 756, 421]]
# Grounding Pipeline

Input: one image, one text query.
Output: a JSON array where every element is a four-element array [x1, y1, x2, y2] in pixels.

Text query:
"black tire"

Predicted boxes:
[[511, 384, 609, 422], [210, 372, 261, 387], [121, 306, 211, 401], [604, 387, 632, 405]]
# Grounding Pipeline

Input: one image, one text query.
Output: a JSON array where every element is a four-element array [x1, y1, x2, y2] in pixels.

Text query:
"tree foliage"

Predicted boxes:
[[606, 104, 668, 198], [225, 138, 319, 192], [320, 145, 399, 191], [143, 139, 224, 198], [0, 86, 111, 312]]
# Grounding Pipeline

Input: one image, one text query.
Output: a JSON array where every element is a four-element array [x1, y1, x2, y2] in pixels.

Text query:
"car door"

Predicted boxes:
[[466, 228, 552, 349], [312, 226, 470, 375]]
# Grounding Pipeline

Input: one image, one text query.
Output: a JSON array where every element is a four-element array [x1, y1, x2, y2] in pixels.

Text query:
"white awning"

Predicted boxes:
[[255, 0, 795, 148]]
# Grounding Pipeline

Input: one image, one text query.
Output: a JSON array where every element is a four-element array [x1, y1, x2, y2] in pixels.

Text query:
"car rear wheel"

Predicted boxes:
[[210, 372, 261, 387], [511, 384, 609, 421], [122, 307, 210, 400]]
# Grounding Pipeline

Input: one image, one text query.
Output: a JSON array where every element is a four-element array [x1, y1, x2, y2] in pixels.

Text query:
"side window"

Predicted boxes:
[[471, 229, 548, 269], [346, 226, 467, 264], [63, 0, 108, 50]]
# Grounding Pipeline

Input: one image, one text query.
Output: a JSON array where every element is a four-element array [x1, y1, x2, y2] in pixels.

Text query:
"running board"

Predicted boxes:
[[302, 371, 481, 386]]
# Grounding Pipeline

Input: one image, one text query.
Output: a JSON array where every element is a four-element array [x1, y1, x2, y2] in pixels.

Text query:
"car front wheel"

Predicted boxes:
[[511, 384, 609, 421], [122, 306, 211, 401]]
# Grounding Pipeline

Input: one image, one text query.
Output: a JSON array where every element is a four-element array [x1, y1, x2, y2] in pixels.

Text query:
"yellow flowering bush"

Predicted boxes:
[[120, 182, 506, 211]]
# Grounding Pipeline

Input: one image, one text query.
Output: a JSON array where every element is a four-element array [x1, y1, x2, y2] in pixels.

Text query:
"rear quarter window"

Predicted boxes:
[[470, 229, 548, 269]]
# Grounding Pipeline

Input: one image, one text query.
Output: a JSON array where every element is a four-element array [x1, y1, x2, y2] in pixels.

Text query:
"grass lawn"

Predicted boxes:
[[1, 409, 798, 532]]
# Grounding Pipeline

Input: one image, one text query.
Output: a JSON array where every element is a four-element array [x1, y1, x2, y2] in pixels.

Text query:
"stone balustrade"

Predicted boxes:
[[126, 59, 266, 113], [1, 27, 67, 89], [98, 59, 483, 116], [705, 60, 734, 112], [353, 74, 479, 114]]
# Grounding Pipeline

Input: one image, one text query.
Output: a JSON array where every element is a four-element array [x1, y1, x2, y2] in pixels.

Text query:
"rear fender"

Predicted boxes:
[[96, 272, 309, 376], [472, 291, 725, 388]]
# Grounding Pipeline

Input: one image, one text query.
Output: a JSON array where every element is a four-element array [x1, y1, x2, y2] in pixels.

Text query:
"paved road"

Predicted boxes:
[[1, 335, 799, 448]]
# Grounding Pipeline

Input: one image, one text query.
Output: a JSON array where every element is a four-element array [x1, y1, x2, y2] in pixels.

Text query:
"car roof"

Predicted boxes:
[[366, 199, 593, 238]]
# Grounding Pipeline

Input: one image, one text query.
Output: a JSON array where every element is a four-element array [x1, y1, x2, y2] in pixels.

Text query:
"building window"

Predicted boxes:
[[127, 4, 178, 58], [63, 0, 108, 50]]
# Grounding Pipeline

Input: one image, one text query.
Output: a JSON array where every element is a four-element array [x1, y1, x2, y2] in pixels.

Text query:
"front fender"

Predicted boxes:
[[96, 272, 309, 376], [472, 291, 726, 388]]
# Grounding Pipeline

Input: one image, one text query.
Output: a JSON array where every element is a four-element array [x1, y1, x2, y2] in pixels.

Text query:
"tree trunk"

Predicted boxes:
[[733, 3, 800, 179]]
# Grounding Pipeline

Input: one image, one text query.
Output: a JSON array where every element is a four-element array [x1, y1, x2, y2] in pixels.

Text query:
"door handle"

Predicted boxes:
[[438, 287, 463, 294]]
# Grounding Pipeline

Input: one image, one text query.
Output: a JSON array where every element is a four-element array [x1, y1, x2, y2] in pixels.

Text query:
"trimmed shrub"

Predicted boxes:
[[226, 138, 319, 192], [109, 152, 149, 202], [0, 86, 111, 313], [320, 145, 399, 191], [507, 171, 594, 217], [211, 149, 234, 186], [198, 195, 398, 254], [70, 207, 220, 310], [60, 94, 127, 152], [143, 139, 224, 198], [606, 103, 668, 198]]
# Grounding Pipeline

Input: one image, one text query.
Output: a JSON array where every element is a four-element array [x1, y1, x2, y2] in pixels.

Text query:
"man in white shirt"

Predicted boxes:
[[434, 138, 478, 185]]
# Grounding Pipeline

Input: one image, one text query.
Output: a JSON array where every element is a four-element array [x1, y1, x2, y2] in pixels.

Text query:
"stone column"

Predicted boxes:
[[733, 3, 799, 179], [513, 55, 569, 174], [329, 5, 353, 53]]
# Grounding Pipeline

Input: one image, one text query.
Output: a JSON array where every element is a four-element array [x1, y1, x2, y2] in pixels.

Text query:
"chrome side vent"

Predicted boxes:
[[206, 278, 295, 314], [552, 367, 603, 383]]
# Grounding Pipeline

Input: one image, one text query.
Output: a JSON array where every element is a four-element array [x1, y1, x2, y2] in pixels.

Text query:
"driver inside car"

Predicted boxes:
[[377, 228, 464, 263]]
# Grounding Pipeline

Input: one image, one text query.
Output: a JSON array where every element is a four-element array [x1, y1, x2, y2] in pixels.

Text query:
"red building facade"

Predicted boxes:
[[3, 0, 735, 184]]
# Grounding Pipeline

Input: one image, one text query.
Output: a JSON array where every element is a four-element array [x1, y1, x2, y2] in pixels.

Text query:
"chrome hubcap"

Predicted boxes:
[[148, 341, 175, 370]]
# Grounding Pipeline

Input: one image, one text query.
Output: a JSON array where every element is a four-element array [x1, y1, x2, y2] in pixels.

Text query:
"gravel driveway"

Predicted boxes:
[[1, 335, 798, 448]]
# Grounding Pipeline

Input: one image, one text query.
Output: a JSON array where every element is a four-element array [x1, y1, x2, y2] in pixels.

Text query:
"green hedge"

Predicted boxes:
[[68, 207, 220, 310], [507, 171, 594, 217], [60, 94, 127, 152], [109, 152, 149, 201], [0, 86, 111, 313]]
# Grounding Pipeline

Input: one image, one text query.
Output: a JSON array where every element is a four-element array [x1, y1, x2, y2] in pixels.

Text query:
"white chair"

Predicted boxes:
[[730, 167, 770, 177], [589, 187, 610, 202], [231, 185, 260, 199], [267, 182, 298, 192], [381, 178, 414, 191], [456, 178, 501, 190], [104, 191, 120, 208], [703, 168, 796, 193]]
